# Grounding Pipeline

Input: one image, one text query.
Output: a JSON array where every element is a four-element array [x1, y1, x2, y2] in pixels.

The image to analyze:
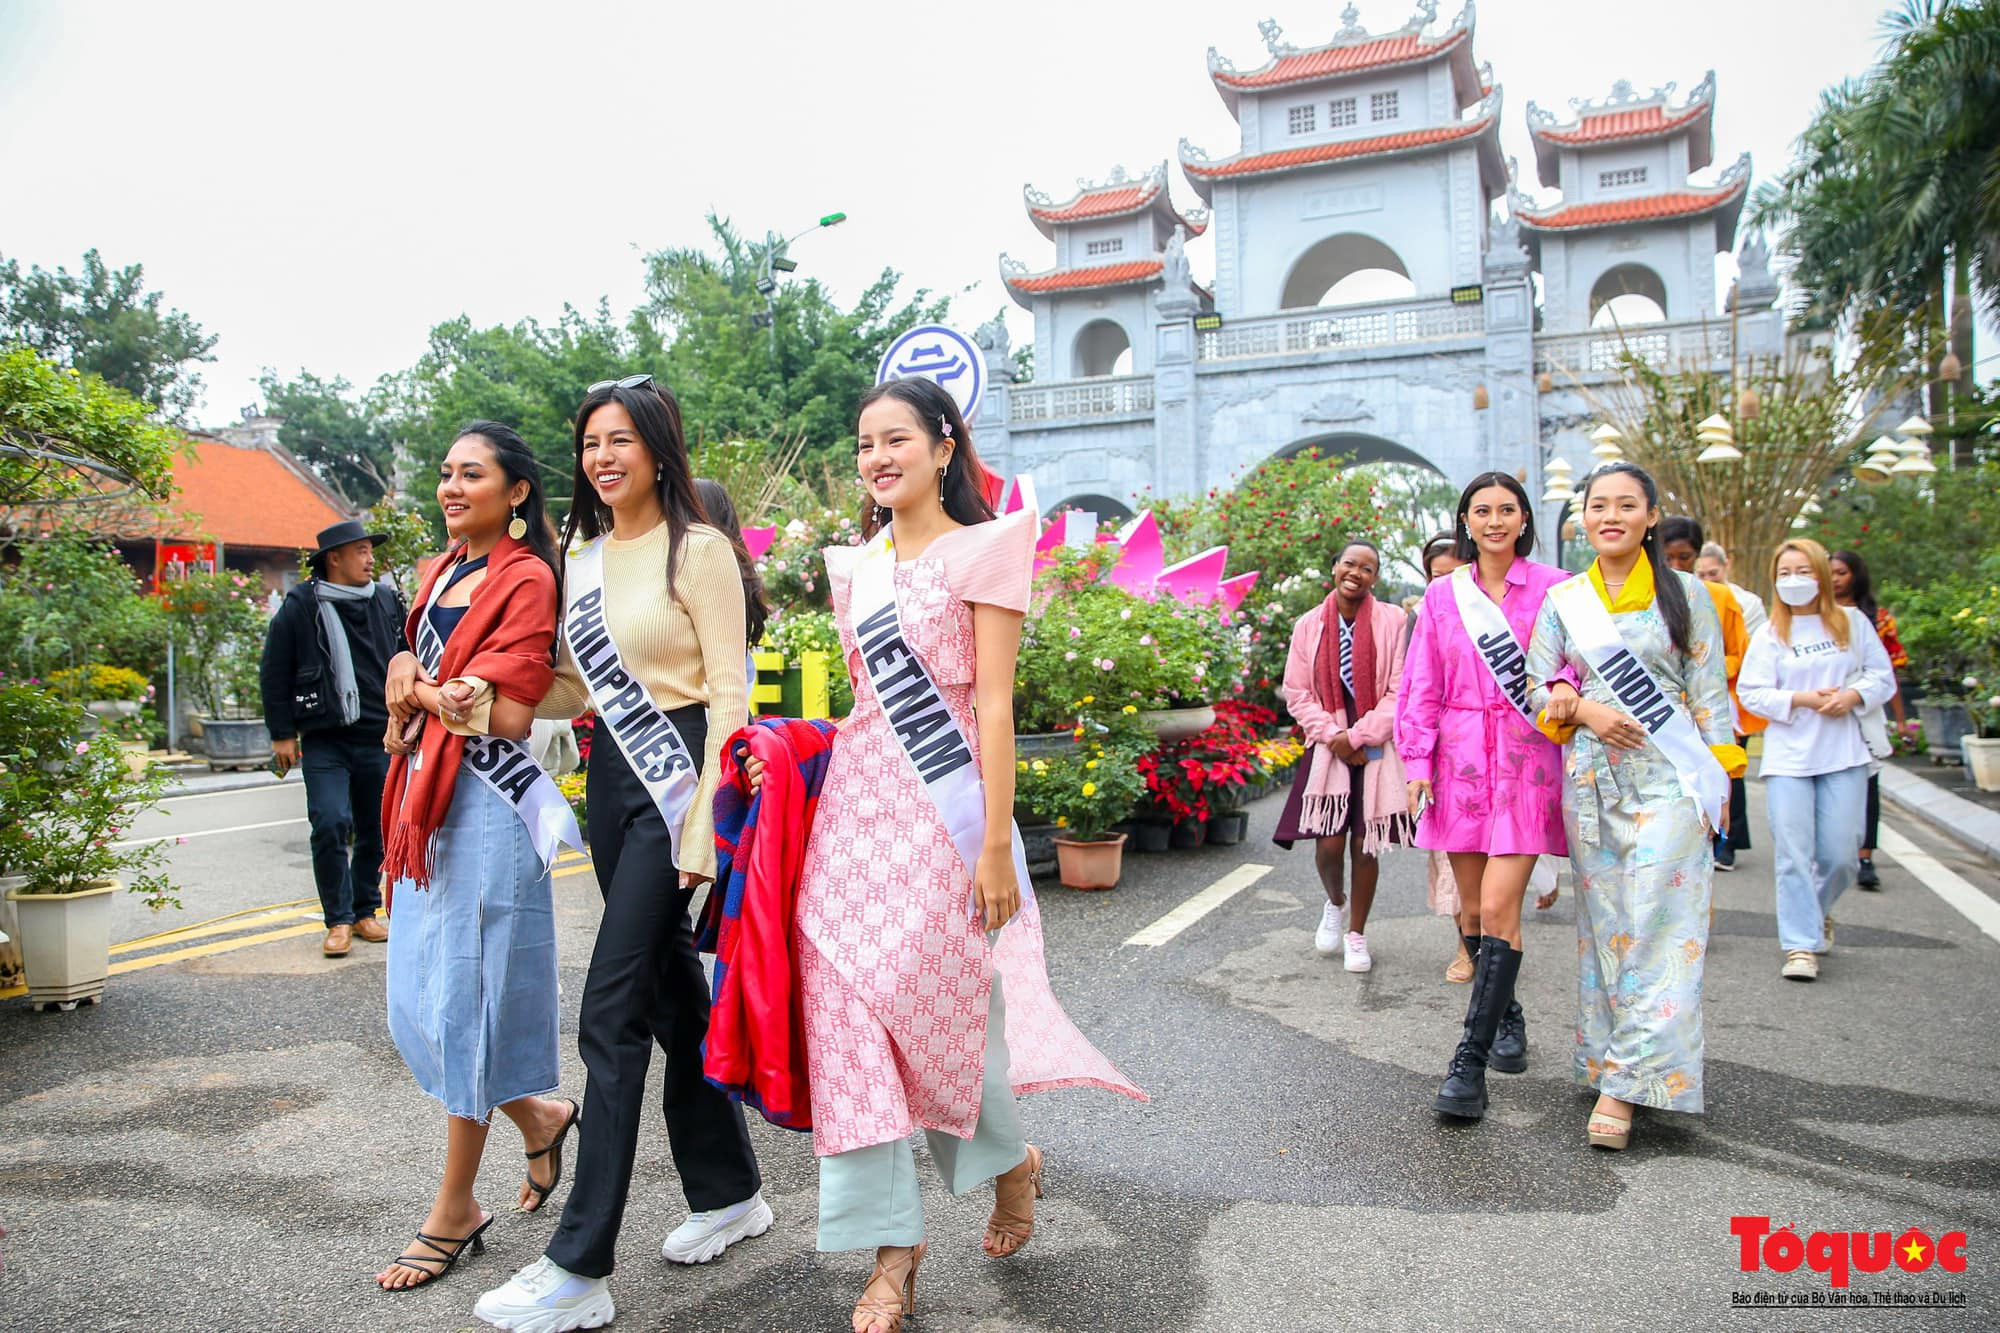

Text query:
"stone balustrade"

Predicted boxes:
[[1532, 318, 1735, 379], [1194, 294, 1486, 362], [1008, 374, 1157, 424]]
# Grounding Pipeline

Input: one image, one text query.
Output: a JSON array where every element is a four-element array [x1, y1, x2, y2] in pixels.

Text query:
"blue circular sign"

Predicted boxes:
[[876, 324, 985, 421]]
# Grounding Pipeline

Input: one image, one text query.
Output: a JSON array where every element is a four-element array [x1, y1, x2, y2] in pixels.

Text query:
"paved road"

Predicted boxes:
[[2, 782, 1996, 1330]]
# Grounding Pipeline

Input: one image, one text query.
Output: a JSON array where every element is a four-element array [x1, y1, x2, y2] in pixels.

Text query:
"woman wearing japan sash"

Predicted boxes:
[[373, 423, 581, 1291], [1394, 472, 1569, 1121], [768, 377, 1143, 1333], [1524, 461, 1744, 1151], [475, 378, 765, 1333]]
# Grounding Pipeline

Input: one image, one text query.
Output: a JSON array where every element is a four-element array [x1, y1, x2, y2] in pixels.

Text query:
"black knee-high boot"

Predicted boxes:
[[1490, 950, 1529, 1075], [1433, 937, 1522, 1119]]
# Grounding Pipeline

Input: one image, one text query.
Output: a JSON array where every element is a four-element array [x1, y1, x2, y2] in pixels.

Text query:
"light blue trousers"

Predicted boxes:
[[1765, 764, 1869, 953], [816, 971, 1029, 1252]]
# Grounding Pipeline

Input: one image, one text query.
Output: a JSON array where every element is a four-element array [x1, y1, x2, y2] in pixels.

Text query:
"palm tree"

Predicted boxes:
[[1750, 0, 2000, 452]]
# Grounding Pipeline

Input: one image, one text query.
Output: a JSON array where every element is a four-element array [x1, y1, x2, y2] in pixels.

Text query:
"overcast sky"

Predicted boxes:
[[2, 0, 1972, 429]]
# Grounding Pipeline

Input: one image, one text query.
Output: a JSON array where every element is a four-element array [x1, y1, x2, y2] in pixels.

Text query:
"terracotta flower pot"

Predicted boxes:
[[1054, 832, 1127, 891]]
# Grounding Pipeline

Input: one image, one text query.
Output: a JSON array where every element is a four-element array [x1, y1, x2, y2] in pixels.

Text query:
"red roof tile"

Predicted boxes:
[[1004, 259, 1165, 294], [1534, 101, 1709, 146], [1515, 179, 1747, 231], [1215, 28, 1467, 89], [1030, 184, 1157, 224], [165, 436, 352, 549], [1184, 117, 1492, 181]]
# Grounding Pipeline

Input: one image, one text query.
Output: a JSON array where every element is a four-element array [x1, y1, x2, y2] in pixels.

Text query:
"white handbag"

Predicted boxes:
[[1845, 608, 1894, 761]]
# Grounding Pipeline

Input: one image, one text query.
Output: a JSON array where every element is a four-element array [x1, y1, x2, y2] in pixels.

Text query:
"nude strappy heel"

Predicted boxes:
[[852, 1241, 925, 1333], [983, 1144, 1043, 1258]]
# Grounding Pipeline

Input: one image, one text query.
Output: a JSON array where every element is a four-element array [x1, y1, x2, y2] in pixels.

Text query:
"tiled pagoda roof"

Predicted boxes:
[[1512, 155, 1749, 243], [1179, 103, 1502, 201], [1526, 71, 1716, 186], [1023, 163, 1209, 240], [1206, 6, 1484, 116], [1001, 258, 1164, 296]]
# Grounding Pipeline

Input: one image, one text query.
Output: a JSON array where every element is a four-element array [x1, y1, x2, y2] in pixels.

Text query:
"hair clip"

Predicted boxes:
[[940, 415, 953, 438]]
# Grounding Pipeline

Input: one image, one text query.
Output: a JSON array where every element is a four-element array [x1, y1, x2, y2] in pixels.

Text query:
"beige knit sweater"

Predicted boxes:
[[452, 521, 747, 879]]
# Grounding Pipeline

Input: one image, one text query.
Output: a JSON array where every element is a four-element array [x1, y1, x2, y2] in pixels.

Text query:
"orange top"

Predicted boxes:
[[1702, 578, 1764, 737]]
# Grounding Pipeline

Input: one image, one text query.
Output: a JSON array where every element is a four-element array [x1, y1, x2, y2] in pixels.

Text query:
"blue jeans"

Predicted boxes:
[[1764, 764, 1870, 953], [300, 731, 388, 927]]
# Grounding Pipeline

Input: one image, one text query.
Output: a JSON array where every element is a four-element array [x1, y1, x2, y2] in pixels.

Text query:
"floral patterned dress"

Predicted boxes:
[[1526, 559, 1737, 1114], [795, 509, 1144, 1157]]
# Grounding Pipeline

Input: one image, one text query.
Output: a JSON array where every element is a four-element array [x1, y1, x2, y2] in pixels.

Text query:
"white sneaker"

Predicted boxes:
[[1313, 901, 1345, 956], [660, 1191, 774, 1265], [1781, 949, 1819, 982], [475, 1256, 614, 1332], [1344, 931, 1373, 973]]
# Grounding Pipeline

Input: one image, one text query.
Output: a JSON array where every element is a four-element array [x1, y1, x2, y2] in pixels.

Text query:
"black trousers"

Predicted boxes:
[[299, 730, 388, 926], [1863, 772, 1881, 854], [545, 705, 761, 1278]]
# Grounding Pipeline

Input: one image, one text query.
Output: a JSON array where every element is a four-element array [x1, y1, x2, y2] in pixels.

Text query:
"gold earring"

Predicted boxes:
[[507, 506, 528, 540]]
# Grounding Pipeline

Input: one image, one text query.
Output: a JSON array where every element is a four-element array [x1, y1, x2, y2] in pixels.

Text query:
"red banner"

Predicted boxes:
[[153, 541, 218, 590]]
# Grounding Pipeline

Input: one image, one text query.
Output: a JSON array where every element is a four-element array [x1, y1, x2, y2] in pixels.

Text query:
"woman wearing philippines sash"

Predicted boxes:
[[1394, 472, 1569, 1121], [777, 377, 1143, 1333], [475, 377, 765, 1333], [374, 422, 582, 1291], [1523, 461, 1745, 1151]]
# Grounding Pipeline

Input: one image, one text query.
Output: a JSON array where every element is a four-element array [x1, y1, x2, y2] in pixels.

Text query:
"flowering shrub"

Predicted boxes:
[[1016, 555, 1243, 733], [158, 571, 271, 718], [1138, 703, 1270, 826], [47, 663, 151, 702], [757, 508, 867, 615], [1148, 449, 1397, 593], [556, 771, 588, 829], [1015, 731, 1148, 841], [1884, 569, 2000, 702], [767, 609, 854, 716], [1237, 567, 1336, 714], [0, 683, 177, 908], [0, 532, 167, 679]]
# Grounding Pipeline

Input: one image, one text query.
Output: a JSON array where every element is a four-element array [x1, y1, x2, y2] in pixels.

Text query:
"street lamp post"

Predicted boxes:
[[755, 212, 847, 353]]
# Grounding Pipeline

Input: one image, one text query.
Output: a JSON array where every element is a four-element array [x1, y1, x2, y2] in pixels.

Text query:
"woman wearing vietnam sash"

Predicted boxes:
[[1394, 472, 1569, 1121], [790, 377, 1144, 1333], [374, 422, 581, 1291], [475, 377, 765, 1333], [1525, 461, 1744, 1152]]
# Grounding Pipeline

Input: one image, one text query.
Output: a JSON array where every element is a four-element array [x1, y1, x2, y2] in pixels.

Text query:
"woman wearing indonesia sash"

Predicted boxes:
[[1524, 461, 1745, 1151], [373, 422, 581, 1290], [1394, 472, 1570, 1122], [475, 377, 766, 1333], [749, 377, 1144, 1333]]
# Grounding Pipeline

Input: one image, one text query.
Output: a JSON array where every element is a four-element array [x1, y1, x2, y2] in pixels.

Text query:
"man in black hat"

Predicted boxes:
[[259, 520, 409, 957]]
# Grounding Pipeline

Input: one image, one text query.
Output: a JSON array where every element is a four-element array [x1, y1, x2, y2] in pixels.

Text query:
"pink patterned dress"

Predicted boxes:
[[795, 508, 1145, 1157], [1394, 559, 1569, 857]]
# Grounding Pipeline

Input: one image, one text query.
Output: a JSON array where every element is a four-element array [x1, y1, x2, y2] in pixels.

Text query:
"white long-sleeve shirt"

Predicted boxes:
[[1738, 608, 1896, 778]]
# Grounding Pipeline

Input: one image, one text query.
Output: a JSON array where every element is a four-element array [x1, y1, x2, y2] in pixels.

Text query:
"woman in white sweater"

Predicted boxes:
[[1737, 539, 1896, 982]]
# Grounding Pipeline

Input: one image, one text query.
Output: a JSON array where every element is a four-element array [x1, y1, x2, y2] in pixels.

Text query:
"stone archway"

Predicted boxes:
[[1273, 430, 1444, 473], [1072, 319, 1134, 377], [1589, 263, 1668, 326], [1050, 492, 1135, 523], [1280, 233, 1415, 309]]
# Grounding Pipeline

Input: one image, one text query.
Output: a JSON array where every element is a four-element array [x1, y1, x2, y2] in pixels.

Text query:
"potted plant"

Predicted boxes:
[[1015, 734, 1146, 890], [158, 570, 272, 769], [1961, 679, 2000, 792], [0, 683, 178, 1010]]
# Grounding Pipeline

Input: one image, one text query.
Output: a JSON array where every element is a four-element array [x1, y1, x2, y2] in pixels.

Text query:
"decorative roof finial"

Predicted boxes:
[[1338, 4, 1366, 38], [1609, 78, 1636, 103], [1258, 17, 1287, 55]]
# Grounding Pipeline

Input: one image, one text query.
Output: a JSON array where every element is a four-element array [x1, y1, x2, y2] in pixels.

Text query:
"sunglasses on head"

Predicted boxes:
[[586, 373, 654, 394]]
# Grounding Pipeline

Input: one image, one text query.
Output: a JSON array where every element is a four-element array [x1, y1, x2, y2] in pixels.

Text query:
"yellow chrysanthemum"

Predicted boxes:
[[1085, 759, 1099, 770], [1081, 782, 1097, 796], [1122, 704, 1138, 715]]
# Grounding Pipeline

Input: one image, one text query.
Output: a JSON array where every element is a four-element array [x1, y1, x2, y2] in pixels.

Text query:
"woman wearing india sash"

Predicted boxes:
[[1394, 472, 1570, 1122], [756, 377, 1144, 1333], [1524, 460, 1745, 1151], [374, 422, 581, 1290], [475, 377, 766, 1333]]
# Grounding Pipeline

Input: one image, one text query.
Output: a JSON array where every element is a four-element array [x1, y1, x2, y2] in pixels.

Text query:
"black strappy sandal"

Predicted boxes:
[[521, 1098, 581, 1212], [380, 1212, 493, 1291]]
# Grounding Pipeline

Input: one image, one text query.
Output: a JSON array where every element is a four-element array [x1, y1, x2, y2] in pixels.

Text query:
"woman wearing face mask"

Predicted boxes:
[[374, 422, 580, 1291], [1525, 462, 1743, 1151], [1276, 540, 1411, 974], [1829, 550, 1908, 890], [768, 378, 1142, 1333], [1412, 532, 1473, 984], [1396, 473, 1570, 1120], [476, 377, 766, 1333], [1738, 540, 1895, 981]]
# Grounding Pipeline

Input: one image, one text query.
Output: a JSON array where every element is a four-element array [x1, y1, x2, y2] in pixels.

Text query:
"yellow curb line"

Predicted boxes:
[[110, 910, 320, 956], [554, 862, 596, 879], [108, 922, 328, 973]]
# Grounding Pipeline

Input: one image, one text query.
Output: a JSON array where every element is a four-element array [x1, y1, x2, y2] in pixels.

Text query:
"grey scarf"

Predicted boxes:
[[314, 578, 378, 727]]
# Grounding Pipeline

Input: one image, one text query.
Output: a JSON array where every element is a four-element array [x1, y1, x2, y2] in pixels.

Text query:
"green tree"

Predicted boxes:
[[645, 214, 951, 469], [257, 370, 399, 507], [0, 346, 185, 540], [1748, 0, 1999, 441], [0, 249, 218, 422]]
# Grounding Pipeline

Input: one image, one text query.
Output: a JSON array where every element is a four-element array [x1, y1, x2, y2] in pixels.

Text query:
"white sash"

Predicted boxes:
[[412, 552, 583, 873], [1546, 575, 1729, 830], [1447, 565, 1539, 729], [563, 537, 701, 861], [848, 525, 1034, 915]]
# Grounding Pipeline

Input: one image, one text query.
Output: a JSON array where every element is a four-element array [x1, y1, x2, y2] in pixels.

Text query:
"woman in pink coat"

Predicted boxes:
[[1277, 540, 1412, 975], [1394, 472, 1568, 1123]]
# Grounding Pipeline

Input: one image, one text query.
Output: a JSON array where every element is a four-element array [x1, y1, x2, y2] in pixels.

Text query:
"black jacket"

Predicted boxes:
[[258, 580, 408, 741]]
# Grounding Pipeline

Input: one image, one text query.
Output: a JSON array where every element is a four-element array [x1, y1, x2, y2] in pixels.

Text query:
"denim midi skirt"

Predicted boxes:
[[387, 766, 561, 1122]]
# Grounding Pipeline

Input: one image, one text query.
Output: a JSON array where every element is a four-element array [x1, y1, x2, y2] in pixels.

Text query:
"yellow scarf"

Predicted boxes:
[[1587, 550, 1656, 614]]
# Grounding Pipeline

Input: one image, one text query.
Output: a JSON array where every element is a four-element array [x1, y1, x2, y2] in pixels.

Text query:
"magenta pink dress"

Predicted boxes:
[[1394, 559, 1569, 857], [795, 509, 1144, 1157]]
